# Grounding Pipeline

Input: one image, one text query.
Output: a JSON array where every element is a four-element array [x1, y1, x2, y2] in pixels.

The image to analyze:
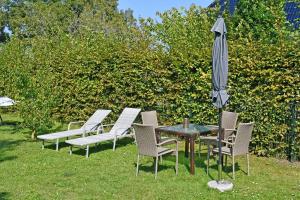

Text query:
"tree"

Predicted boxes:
[[0, 0, 138, 139], [228, 0, 290, 42]]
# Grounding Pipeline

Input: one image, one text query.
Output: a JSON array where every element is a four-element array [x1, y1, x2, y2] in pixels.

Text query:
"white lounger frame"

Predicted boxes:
[[37, 109, 111, 151], [66, 108, 141, 158]]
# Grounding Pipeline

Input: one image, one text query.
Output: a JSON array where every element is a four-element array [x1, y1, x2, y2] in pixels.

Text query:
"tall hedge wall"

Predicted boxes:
[[0, 1, 299, 158]]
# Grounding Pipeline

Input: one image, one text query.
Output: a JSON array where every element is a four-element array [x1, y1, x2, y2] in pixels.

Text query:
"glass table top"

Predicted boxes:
[[156, 124, 219, 136]]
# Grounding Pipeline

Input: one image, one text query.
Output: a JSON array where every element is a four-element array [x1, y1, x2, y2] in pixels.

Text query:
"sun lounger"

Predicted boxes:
[[37, 109, 111, 151], [66, 107, 141, 158]]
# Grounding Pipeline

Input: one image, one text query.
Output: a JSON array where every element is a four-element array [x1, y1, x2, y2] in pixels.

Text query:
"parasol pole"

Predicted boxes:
[[218, 107, 222, 181]]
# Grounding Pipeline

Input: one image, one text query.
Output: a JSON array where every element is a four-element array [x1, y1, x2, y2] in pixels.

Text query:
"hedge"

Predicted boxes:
[[0, 1, 299, 158]]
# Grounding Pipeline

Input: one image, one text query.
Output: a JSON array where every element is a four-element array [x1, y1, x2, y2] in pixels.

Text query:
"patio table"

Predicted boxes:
[[156, 124, 220, 175]]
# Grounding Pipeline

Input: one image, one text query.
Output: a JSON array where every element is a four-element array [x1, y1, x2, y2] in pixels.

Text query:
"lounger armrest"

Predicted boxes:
[[101, 123, 115, 127], [98, 123, 115, 132], [126, 127, 135, 137], [68, 121, 85, 130], [157, 139, 177, 146], [111, 127, 130, 137], [81, 122, 101, 130], [96, 124, 104, 134]]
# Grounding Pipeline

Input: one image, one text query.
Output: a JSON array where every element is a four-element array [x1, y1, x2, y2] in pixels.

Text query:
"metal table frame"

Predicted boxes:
[[156, 124, 220, 175]]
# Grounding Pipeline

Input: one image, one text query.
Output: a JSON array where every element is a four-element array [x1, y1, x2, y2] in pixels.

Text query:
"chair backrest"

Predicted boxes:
[[133, 123, 157, 156], [141, 111, 159, 128], [110, 108, 141, 136], [233, 122, 254, 156], [222, 111, 239, 139], [81, 109, 111, 131]]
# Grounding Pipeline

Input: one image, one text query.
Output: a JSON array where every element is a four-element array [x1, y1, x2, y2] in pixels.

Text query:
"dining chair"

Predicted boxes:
[[141, 110, 159, 128], [141, 110, 169, 142], [133, 123, 178, 179], [199, 111, 239, 158], [207, 122, 254, 179]]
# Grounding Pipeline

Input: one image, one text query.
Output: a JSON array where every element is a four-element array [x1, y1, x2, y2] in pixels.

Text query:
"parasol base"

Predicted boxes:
[[208, 180, 233, 192]]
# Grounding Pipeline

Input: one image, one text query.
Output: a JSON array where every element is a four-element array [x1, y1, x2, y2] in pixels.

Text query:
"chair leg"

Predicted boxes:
[[232, 155, 235, 180], [225, 154, 228, 166], [155, 156, 158, 179], [136, 154, 140, 176], [222, 154, 224, 167], [86, 145, 89, 158], [198, 140, 201, 159], [56, 139, 59, 151], [69, 146, 72, 155], [247, 153, 250, 176], [133, 134, 137, 144], [206, 144, 210, 174], [176, 143, 178, 175], [113, 137, 117, 151], [42, 140, 44, 150]]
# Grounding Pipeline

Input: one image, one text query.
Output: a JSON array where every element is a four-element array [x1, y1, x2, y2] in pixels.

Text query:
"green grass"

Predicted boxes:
[[0, 113, 299, 200]]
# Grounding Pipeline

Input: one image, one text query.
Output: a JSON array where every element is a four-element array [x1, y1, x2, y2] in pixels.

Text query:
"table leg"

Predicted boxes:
[[190, 137, 195, 175], [185, 138, 189, 157]]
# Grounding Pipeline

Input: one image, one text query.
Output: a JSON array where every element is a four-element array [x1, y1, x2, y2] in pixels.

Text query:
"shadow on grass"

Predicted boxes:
[[0, 192, 10, 200], [0, 120, 19, 126], [0, 140, 23, 163], [160, 150, 211, 174], [141, 147, 245, 179], [40, 141, 69, 151], [132, 155, 177, 176], [204, 155, 245, 179], [70, 137, 135, 157], [132, 151, 193, 175], [137, 162, 174, 176], [0, 123, 23, 134], [0, 156, 17, 163], [0, 139, 23, 149]]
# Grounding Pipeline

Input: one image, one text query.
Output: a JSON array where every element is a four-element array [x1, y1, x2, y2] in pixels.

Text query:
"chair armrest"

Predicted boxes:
[[157, 139, 177, 146], [205, 125, 218, 127], [225, 129, 237, 132], [227, 134, 236, 140], [222, 140, 234, 146], [224, 128, 236, 133], [68, 121, 85, 130]]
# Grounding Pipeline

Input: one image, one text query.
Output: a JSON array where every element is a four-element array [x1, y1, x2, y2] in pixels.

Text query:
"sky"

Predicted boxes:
[[118, 0, 213, 20]]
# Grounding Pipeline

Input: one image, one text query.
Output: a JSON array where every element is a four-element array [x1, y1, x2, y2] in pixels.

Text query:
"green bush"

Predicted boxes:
[[0, 0, 298, 159]]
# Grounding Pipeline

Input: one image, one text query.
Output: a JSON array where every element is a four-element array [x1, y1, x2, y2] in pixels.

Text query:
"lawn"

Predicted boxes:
[[0, 113, 299, 200]]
